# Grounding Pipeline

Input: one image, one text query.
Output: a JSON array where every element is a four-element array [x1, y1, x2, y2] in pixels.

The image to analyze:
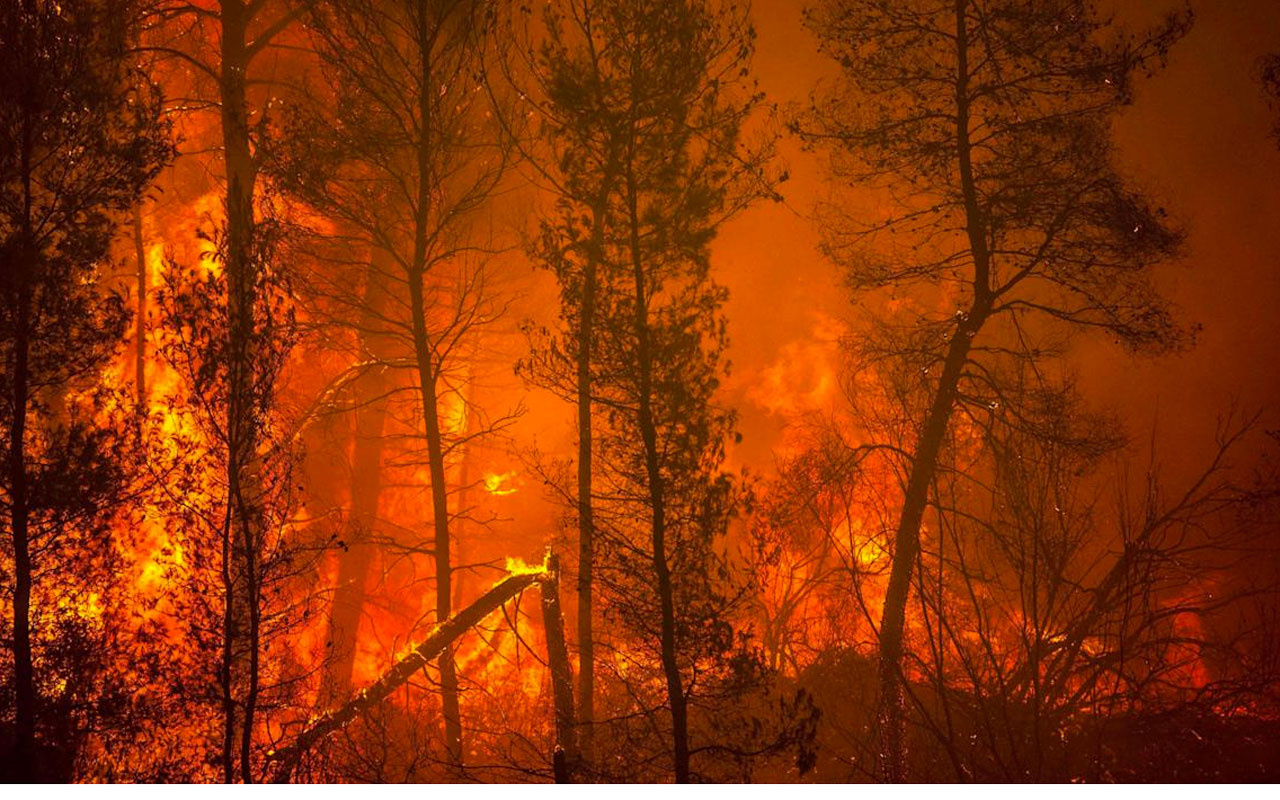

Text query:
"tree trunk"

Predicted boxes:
[[319, 381, 388, 704], [316, 391, 384, 696], [540, 555, 577, 776], [218, 0, 262, 783], [320, 252, 394, 705], [134, 205, 147, 413], [8, 54, 37, 778], [9, 249, 34, 783], [626, 168, 689, 784], [876, 0, 990, 780], [408, 1, 462, 767], [575, 187, 610, 766], [409, 265, 463, 766], [875, 323, 978, 781]]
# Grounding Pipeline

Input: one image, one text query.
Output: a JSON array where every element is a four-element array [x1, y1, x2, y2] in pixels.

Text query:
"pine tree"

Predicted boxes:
[[265, 0, 518, 770], [799, 0, 1191, 780], [521, 0, 778, 781], [0, 0, 170, 778]]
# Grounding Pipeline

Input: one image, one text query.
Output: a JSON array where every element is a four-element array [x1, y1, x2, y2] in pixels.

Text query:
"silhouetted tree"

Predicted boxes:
[[513, 3, 624, 763], [265, 0, 520, 772], [520, 0, 784, 782], [0, 0, 170, 779], [137, 0, 316, 780], [799, 0, 1191, 780]]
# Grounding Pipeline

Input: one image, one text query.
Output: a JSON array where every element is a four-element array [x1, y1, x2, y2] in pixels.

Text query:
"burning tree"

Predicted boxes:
[[133, 0, 316, 781]]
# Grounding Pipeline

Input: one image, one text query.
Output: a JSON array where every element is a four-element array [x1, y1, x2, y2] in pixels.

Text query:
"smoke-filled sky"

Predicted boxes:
[[707, 0, 1280, 484]]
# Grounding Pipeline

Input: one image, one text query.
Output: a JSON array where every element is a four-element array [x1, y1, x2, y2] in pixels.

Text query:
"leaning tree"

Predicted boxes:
[[799, 0, 1191, 780]]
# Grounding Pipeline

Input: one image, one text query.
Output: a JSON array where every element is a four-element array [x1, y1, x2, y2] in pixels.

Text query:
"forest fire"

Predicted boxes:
[[3, 0, 1280, 787]]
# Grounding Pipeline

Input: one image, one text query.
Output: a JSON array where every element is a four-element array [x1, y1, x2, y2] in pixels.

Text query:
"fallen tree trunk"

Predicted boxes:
[[269, 567, 546, 782]]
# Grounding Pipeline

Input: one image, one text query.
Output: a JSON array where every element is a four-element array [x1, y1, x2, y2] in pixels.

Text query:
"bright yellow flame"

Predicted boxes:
[[58, 592, 104, 626], [834, 518, 883, 568], [503, 555, 546, 577], [483, 471, 518, 496]]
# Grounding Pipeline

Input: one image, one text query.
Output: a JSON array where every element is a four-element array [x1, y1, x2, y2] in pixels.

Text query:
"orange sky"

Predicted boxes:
[[709, 0, 1280, 483]]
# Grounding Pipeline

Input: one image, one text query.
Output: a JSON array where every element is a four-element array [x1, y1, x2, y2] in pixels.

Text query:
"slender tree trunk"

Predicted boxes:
[[9, 310, 34, 782], [407, 1, 463, 767], [8, 269, 34, 783], [134, 206, 147, 412], [218, 512, 236, 783], [218, 0, 262, 782], [9, 65, 37, 780], [625, 168, 689, 783], [876, 0, 990, 781], [574, 187, 610, 766], [409, 265, 463, 766], [875, 324, 979, 781], [319, 386, 386, 703]]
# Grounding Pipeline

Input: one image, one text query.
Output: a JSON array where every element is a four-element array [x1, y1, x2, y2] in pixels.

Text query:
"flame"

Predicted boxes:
[[750, 341, 837, 419], [502, 555, 546, 577], [483, 470, 518, 496], [58, 592, 105, 626]]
